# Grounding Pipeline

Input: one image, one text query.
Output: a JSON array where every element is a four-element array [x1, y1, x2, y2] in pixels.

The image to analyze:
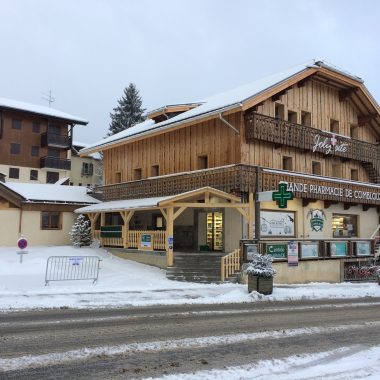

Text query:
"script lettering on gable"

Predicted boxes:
[[312, 134, 349, 155]]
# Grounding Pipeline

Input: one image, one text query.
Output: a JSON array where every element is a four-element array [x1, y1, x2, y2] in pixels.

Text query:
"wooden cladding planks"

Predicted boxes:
[[103, 115, 241, 185]]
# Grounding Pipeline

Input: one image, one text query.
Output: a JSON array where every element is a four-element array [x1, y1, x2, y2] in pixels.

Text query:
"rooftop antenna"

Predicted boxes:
[[41, 90, 55, 107]]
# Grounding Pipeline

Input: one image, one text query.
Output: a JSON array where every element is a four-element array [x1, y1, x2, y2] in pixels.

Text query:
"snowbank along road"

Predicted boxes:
[[1, 298, 380, 379]]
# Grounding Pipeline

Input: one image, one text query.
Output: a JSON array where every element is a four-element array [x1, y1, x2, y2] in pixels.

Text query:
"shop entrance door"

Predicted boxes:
[[206, 212, 223, 251]]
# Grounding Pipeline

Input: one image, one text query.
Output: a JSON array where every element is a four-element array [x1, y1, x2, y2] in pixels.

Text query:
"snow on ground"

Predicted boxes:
[[0, 245, 380, 310], [148, 345, 380, 380]]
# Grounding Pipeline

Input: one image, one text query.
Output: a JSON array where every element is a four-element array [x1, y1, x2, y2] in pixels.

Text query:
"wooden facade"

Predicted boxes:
[[81, 62, 380, 276], [100, 74, 380, 194], [103, 113, 242, 185]]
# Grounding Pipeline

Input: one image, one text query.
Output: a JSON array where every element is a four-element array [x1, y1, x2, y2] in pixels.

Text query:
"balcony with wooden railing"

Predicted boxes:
[[91, 163, 380, 206], [245, 112, 380, 183], [97, 165, 257, 201], [245, 112, 380, 162]]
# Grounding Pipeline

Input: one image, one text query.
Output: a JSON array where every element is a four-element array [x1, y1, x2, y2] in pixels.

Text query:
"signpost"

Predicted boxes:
[[17, 236, 28, 263]]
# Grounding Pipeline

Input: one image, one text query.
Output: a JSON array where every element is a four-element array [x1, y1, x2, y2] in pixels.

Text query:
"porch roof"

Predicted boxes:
[[75, 186, 242, 214]]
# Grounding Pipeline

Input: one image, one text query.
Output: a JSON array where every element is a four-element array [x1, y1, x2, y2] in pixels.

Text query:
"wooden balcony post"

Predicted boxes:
[[121, 211, 134, 249], [88, 212, 99, 237], [100, 212, 105, 246]]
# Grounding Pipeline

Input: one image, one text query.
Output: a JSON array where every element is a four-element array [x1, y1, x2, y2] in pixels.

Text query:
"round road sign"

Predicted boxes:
[[17, 237, 28, 250]]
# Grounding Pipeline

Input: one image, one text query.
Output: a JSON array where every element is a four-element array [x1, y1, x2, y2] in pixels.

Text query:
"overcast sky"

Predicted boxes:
[[0, 0, 379, 144]]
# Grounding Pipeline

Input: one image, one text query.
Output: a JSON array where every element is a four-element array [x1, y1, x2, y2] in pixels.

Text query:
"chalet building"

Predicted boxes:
[[0, 182, 99, 246], [78, 60, 380, 284], [0, 98, 87, 184]]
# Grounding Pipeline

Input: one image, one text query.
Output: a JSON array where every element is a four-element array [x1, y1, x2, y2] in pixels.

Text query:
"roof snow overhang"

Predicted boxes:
[[0, 183, 24, 208], [80, 61, 380, 155], [75, 187, 241, 214], [0, 98, 88, 125]]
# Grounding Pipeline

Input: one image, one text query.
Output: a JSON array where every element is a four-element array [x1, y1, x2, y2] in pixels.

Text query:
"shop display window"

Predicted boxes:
[[332, 214, 357, 237]]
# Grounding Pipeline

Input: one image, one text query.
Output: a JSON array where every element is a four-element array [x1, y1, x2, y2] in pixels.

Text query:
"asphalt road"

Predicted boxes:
[[1, 298, 380, 379]]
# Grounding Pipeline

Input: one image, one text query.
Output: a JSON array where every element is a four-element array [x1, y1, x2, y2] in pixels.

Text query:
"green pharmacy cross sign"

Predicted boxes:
[[272, 183, 294, 209]]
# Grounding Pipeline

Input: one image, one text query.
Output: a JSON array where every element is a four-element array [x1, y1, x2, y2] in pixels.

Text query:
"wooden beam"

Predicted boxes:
[[235, 207, 249, 219], [358, 114, 377, 126], [100, 212, 106, 246], [164, 202, 248, 209], [343, 203, 352, 210], [121, 211, 135, 248], [302, 198, 315, 207], [362, 204, 375, 212], [88, 212, 99, 235], [297, 78, 310, 88], [339, 88, 357, 102], [173, 206, 187, 221], [159, 207, 168, 220], [271, 89, 287, 102], [324, 200, 338, 209]]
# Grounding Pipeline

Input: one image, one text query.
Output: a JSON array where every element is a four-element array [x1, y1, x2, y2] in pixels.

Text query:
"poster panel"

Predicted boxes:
[[287, 241, 299, 266], [356, 242, 371, 256], [301, 242, 319, 258], [330, 241, 347, 257], [260, 211, 295, 237]]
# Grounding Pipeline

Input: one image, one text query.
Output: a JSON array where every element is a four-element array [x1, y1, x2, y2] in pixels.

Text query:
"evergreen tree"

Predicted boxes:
[[69, 214, 92, 247], [108, 83, 146, 136]]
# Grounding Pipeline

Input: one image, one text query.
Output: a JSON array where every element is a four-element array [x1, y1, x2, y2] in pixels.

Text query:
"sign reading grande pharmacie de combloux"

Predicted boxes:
[[283, 181, 380, 201]]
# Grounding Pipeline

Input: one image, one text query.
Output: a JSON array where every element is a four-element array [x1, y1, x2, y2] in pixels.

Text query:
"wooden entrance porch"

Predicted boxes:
[[77, 187, 253, 268]]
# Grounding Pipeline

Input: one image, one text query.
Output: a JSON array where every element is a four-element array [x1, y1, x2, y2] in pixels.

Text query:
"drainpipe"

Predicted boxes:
[[218, 113, 240, 134]]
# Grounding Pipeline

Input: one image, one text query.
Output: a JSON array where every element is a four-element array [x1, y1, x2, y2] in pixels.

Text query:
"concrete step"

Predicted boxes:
[[166, 274, 223, 283], [167, 252, 238, 284]]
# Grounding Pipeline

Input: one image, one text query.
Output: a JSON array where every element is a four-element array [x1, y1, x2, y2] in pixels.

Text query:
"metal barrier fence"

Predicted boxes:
[[45, 256, 101, 285]]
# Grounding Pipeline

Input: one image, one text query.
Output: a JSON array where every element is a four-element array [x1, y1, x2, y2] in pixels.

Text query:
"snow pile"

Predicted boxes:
[[149, 345, 380, 379], [0, 246, 379, 310]]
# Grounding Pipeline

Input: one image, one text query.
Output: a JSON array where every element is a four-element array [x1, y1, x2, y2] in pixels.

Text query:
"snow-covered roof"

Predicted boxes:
[[2, 182, 99, 204], [76, 195, 172, 213], [72, 141, 102, 160], [0, 97, 88, 125], [145, 102, 204, 117], [80, 60, 323, 155], [76, 186, 239, 213]]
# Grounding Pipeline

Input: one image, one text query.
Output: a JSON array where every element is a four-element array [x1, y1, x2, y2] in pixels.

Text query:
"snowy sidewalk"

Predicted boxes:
[[0, 246, 380, 310]]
